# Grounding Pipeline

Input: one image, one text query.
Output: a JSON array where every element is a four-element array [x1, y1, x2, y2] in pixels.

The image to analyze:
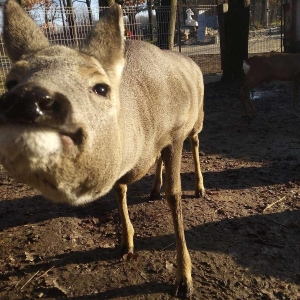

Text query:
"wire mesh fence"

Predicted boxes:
[[0, 3, 283, 94], [175, 5, 220, 75], [248, 3, 283, 56]]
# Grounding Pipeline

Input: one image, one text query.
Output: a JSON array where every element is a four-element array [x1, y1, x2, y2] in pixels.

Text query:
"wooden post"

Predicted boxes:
[[156, 0, 171, 49], [217, 2, 228, 78], [218, 0, 250, 82]]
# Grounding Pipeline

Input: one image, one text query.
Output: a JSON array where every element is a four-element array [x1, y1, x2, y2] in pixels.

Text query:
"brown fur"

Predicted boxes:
[[241, 53, 300, 116], [0, 0, 205, 297]]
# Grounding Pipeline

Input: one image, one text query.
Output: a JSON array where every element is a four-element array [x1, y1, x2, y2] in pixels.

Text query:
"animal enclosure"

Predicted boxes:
[[0, 2, 282, 94], [0, 2, 299, 300]]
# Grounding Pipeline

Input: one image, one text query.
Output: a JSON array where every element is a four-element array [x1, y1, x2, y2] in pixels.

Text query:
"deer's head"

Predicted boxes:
[[0, 0, 126, 205]]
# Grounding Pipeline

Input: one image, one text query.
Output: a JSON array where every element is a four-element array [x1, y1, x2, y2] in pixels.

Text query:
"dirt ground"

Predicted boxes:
[[1, 79, 300, 300]]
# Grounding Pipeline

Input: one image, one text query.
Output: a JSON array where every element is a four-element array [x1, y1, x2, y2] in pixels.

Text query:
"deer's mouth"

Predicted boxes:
[[0, 120, 84, 147], [0, 122, 85, 154], [60, 127, 84, 148]]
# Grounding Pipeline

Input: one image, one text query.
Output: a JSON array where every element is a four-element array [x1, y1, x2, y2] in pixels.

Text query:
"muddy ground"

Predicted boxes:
[[1, 79, 300, 300]]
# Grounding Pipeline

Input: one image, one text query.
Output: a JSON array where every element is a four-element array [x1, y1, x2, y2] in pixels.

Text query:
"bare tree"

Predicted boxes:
[[98, 0, 114, 19], [168, 0, 176, 49], [21, 0, 59, 36], [63, 0, 78, 45], [74, 0, 93, 25], [156, 0, 177, 50]]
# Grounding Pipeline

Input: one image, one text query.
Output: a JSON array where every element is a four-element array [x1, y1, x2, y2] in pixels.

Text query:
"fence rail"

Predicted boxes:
[[0, 3, 282, 93]]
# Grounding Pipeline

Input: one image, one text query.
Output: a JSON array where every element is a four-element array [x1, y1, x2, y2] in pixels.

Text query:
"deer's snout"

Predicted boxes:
[[0, 84, 71, 125]]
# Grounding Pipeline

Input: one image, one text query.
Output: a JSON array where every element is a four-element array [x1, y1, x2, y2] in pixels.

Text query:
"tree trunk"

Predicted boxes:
[[44, 7, 50, 37], [98, 0, 115, 19], [64, 0, 78, 46], [86, 0, 93, 26], [156, 0, 171, 49], [168, 0, 177, 50], [98, 0, 115, 6], [59, 0, 68, 41], [147, 0, 154, 41], [221, 0, 250, 81]]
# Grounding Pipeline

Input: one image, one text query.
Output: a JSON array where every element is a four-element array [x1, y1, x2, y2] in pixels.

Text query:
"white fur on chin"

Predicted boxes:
[[0, 126, 62, 173], [0, 126, 98, 206]]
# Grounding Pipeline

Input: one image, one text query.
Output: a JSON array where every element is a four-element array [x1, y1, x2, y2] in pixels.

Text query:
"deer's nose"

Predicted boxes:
[[0, 84, 70, 125]]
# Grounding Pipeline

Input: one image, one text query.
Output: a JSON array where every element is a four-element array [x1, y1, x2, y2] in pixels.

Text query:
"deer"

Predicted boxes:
[[241, 52, 300, 117], [0, 0, 205, 297]]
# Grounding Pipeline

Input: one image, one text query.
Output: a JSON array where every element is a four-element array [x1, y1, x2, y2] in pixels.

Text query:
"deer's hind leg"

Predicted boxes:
[[150, 156, 163, 200], [292, 72, 300, 116], [189, 132, 205, 198], [161, 141, 193, 298], [150, 132, 205, 200], [114, 183, 134, 256]]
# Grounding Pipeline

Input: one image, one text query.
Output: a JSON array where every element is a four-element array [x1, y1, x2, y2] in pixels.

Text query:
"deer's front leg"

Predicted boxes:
[[150, 156, 163, 200], [114, 183, 134, 255], [241, 84, 256, 117], [161, 142, 193, 299]]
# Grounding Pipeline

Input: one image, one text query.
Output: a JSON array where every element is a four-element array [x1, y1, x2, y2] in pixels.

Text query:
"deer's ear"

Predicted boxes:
[[3, 0, 50, 63], [82, 4, 125, 82]]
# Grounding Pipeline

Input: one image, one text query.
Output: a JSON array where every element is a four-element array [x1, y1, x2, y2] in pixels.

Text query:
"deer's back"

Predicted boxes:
[[117, 40, 204, 183], [246, 53, 300, 83], [121, 40, 203, 132]]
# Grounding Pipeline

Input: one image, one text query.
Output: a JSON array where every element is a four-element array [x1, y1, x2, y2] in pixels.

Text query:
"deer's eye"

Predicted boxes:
[[5, 80, 18, 90], [92, 83, 109, 97]]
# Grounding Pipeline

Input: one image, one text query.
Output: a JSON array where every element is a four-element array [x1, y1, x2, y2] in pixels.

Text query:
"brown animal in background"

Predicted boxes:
[[241, 52, 300, 116], [0, 0, 205, 297]]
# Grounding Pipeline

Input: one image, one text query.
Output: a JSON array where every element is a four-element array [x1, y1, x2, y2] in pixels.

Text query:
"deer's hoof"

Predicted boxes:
[[120, 244, 134, 258], [174, 279, 193, 299], [195, 188, 205, 199], [243, 112, 255, 119], [120, 245, 138, 261], [149, 190, 161, 200], [292, 111, 299, 117], [121, 252, 139, 261]]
